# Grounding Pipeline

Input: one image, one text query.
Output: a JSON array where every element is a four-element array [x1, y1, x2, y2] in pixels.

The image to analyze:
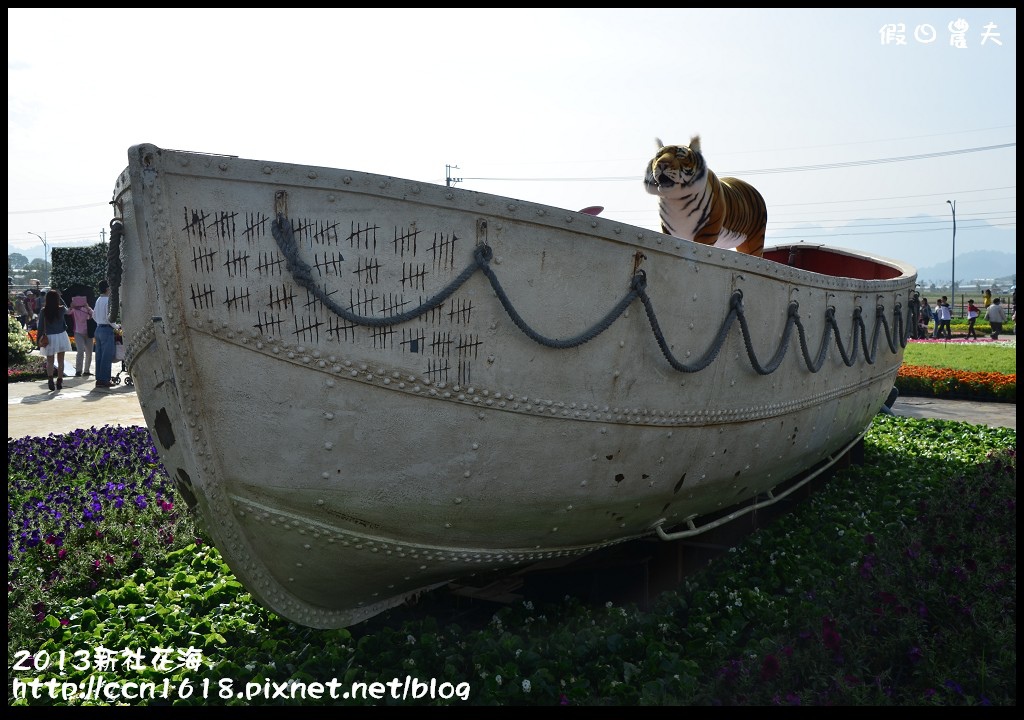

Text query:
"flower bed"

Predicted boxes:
[[896, 365, 1016, 402]]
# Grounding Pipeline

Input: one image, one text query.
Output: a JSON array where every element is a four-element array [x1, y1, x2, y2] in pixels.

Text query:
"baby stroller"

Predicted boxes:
[[108, 359, 133, 387], [108, 338, 134, 387]]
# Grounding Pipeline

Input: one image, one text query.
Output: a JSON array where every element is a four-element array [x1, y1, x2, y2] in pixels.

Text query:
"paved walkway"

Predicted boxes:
[[8, 374, 146, 440], [7, 372, 1015, 440]]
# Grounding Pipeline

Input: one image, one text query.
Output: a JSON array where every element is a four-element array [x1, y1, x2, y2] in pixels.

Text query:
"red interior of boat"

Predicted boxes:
[[765, 246, 904, 280]]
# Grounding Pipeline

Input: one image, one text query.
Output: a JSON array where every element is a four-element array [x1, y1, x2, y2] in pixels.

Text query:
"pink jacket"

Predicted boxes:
[[69, 296, 94, 335]]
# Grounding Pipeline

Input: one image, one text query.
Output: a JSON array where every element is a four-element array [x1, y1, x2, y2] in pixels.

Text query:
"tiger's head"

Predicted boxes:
[[643, 135, 707, 198]]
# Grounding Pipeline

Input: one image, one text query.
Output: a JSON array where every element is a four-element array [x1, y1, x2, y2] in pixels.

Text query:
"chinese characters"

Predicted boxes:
[[880, 20, 1002, 47]]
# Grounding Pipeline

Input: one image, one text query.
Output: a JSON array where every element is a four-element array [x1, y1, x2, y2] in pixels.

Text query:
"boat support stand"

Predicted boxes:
[[652, 427, 869, 542]]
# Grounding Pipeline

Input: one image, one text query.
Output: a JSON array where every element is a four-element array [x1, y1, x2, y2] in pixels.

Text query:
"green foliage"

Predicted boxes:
[[5, 312, 1018, 706], [7, 314, 35, 365], [948, 317, 1014, 337], [7, 421, 1017, 706], [50, 244, 108, 295]]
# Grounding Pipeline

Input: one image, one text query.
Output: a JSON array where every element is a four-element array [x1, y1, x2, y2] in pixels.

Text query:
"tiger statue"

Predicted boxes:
[[643, 136, 767, 257]]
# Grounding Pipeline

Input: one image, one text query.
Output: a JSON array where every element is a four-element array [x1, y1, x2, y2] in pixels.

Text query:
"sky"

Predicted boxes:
[[7, 8, 1017, 279]]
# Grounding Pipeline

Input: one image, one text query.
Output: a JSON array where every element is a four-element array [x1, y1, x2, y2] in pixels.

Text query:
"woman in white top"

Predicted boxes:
[[966, 299, 979, 339]]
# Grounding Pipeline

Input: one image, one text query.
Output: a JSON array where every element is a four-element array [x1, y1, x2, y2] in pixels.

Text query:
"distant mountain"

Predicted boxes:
[[915, 250, 1016, 289], [767, 215, 1016, 288]]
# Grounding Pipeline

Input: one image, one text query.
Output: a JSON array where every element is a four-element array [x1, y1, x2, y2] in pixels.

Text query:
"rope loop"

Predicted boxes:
[[730, 289, 744, 312], [474, 243, 493, 264], [630, 270, 647, 293], [107, 219, 125, 322]]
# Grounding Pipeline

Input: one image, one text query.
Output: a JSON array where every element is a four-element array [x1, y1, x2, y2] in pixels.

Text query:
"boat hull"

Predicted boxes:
[[111, 144, 917, 628]]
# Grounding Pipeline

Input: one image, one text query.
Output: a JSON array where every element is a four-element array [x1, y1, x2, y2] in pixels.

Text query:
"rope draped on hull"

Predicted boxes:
[[271, 214, 915, 377]]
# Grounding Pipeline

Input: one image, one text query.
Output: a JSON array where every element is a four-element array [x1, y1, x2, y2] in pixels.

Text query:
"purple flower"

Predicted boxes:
[[859, 554, 876, 578], [821, 616, 841, 651]]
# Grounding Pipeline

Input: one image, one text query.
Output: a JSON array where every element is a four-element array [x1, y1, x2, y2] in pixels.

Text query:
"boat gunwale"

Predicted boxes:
[[117, 143, 917, 291]]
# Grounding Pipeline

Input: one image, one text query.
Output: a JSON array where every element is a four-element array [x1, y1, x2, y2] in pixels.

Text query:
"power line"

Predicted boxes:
[[770, 209, 1016, 222], [461, 143, 1015, 182], [770, 186, 1016, 207], [712, 125, 1017, 155], [7, 201, 110, 215], [769, 218, 1016, 232], [728, 145, 1016, 176], [768, 222, 1017, 239]]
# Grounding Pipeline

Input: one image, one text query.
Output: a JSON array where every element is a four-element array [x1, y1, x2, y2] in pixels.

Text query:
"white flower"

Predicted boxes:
[[495, 674, 502, 686], [522, 679, 531, 693], [406, 634, 417, 645], [523, 600, 534, 610]]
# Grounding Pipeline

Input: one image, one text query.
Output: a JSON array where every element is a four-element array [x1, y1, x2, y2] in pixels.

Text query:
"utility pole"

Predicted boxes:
[[446, 164, 462, 188], [946, 200, 956, 316], [28, 231, 48, 284]]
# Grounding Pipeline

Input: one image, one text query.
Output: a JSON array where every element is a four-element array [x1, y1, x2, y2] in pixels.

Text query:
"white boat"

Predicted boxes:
[[110, 144, 918, 629]]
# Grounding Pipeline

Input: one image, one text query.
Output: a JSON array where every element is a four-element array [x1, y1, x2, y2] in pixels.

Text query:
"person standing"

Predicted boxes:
[[69, 295, 95, 377], [932, 297, 950, 339], [24, 290, 37, 327], [918, 298, 933, 338], [14, 293, 28, 327], [38, 289, 73, 392], [966, 299, 980, 340], [985, 297, 1006, 340], [983, 288, 992, 309], [93, 280, 115, 389]]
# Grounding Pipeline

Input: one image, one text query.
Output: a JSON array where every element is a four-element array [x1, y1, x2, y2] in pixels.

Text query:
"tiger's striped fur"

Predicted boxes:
[[644, 136, 767, 257]]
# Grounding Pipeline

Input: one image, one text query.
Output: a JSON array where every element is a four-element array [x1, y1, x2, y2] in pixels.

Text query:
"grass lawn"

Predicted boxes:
[[902, 341, 1016, 375]]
